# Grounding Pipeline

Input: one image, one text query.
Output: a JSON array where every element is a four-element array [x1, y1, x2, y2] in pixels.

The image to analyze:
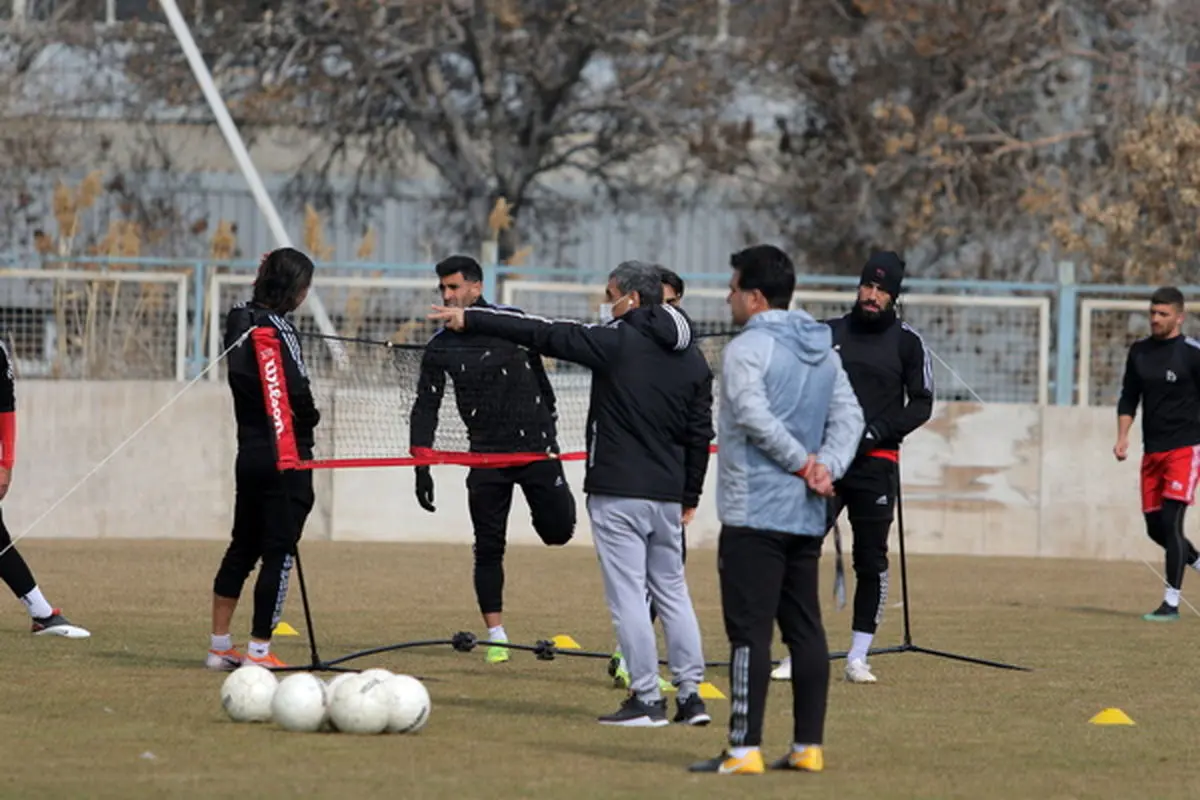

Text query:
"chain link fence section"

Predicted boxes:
[[0, 269, 188, 380], [501, 282, 1051, 405], [207, 274, 441, 380], [1077, 299, 1200, 406]]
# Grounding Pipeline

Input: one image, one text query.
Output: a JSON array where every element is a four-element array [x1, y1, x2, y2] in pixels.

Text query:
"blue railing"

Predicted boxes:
[[1, 255, 1187, 405]]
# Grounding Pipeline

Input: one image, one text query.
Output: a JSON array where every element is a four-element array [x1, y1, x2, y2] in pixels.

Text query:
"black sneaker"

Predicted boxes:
[[1142, 602, 1180, 622], [674, 693, 712, 726], [598, 695, 669, 727], [31, 609, 91, 639]]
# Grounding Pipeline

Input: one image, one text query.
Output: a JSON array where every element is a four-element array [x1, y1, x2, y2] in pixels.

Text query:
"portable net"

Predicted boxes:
[[249, 327, 733, 471]]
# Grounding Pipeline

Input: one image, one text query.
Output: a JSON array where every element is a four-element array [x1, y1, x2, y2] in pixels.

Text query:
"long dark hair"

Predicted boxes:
[[253, 248, 314, 313]]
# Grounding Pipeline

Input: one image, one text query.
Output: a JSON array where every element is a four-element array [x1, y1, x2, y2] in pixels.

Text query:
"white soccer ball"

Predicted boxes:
[[383, 674, 431, 734], [221, 664, 278, 723], [325, 672, 355, 695], [328, 673, 391, 735], [271, 672, 328, 733], [361, 667, 394, 683]]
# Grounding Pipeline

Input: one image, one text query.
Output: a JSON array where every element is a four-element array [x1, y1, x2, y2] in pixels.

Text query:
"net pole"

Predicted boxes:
[[157, 0, 346, 367]]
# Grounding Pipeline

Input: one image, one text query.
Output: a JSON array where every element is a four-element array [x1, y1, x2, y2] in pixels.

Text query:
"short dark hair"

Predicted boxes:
[[659, 267, 685, 300], [253, 247, 314, 312], [610, 261, 665, 306], [730, 245, 795, 310], [436, 255, 483, 283], [1151, 286, 1185, 311]]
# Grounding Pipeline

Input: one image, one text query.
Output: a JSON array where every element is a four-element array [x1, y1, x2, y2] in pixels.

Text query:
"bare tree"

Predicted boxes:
[[700, 1, 1200, 279], [104, 0, 731, 261]]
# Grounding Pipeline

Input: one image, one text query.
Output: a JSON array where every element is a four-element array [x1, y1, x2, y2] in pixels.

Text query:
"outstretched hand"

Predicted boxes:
[[429, 305, 466, 332]]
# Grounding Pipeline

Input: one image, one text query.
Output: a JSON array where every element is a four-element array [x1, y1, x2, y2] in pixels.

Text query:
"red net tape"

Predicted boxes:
[[250, 326, 731, 472]]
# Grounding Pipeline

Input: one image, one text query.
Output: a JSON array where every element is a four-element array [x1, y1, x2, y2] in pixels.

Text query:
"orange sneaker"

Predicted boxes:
[[243, 651, 288, 670], [205, 647, 244, 671]]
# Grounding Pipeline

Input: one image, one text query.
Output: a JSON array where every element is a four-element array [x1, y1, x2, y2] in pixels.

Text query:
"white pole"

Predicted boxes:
[[157, 0, 346, 366]]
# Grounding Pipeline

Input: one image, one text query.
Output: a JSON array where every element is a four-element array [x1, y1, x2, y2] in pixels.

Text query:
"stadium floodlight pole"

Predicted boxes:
[[157, 0, 347, 368]]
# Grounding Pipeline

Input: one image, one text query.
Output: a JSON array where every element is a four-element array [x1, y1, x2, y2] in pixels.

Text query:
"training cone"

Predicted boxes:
[[698, 682, 727, 700], [1089, 708, 1135, 726], [273, 622, 300, 636], [551, 634, 581, 650]]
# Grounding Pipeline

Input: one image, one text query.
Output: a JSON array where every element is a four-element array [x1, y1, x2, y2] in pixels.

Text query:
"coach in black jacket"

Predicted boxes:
[[430, 260, 714, 730]]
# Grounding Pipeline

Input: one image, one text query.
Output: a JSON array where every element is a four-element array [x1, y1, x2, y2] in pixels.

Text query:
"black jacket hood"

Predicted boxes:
[[617, 304, 694, 352]]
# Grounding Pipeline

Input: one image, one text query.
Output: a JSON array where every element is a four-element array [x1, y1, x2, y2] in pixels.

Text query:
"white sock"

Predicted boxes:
[[248, 640, 270, 659], [729, 746, 759, 759], [20, 587, 53, 619], [1191, 555, 1200, 571], [1164, 588, 1181, 608], [848, 631, 873, 662], [792, 743, 818, 754], [488, 625, 507, 643], [210, 634, 233, 652]]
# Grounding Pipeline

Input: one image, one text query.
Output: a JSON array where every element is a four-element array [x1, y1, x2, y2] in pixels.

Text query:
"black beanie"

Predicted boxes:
[[860, 251, 905, 298]]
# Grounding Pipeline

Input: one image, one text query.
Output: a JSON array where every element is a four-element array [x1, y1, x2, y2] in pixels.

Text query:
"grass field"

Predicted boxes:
[[2, 539, 1199, 800]]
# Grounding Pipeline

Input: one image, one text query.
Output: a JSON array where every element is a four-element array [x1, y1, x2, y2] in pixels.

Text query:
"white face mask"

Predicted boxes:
[[599, 294, 631, 324]]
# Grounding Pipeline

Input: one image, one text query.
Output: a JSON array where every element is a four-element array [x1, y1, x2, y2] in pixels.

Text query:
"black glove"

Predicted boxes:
[[415, 465, 436, 512]]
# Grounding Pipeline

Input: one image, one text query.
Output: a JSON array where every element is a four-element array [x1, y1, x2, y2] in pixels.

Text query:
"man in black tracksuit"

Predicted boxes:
[[773, 251, 933, 685], [429, 259, 714, 729], [210, 247, 321, 671], [409, 255, 575, 664]]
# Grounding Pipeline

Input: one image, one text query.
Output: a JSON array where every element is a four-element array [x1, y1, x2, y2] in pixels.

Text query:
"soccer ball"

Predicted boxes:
[[328, 673, 391, 735], [360, 667, 394, 683], [221, 664, 278, 723], [271, 672, 328, 733], [383, 674, 431, 734]]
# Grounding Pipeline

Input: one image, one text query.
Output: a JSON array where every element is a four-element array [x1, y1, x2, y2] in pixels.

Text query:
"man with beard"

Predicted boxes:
[[409, 255, 577, 663], [771, 251, 933, 685], [1114, 286, 1200, 621]]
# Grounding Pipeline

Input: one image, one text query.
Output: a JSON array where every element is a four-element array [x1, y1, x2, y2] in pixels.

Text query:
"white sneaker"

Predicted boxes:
[[844, 658, 877, 684], [770, 656, 792, 681]]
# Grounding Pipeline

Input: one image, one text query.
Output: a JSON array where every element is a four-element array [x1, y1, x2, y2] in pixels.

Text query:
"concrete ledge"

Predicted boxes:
[[2, 383, 1167, 563]]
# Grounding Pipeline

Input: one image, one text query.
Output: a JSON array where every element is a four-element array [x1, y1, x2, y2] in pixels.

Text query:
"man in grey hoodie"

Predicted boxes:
[[689, 244, 864, 776]]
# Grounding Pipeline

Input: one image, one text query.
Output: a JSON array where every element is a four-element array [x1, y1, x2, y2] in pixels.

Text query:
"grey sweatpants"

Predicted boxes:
[[587, 493, 705, 703]]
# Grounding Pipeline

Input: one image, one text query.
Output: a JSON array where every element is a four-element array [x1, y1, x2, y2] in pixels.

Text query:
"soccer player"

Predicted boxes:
[[0, 342, 90, 639], [207, 248, 321, 670], [410, 255, 576, 664], [661, 268, 685, 307], [1114, 286, 1200, 622], [690, 244, 863, 775], [772, 251, 933, 684], [429, 260, 714, 728]]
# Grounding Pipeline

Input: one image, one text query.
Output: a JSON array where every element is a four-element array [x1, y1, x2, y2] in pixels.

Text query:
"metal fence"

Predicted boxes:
[[0, 258, 1188, 406], [0, 268, 188, 381]]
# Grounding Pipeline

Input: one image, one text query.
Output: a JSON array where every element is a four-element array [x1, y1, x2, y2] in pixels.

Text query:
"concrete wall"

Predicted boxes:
[[2, 382, 1170, 564]]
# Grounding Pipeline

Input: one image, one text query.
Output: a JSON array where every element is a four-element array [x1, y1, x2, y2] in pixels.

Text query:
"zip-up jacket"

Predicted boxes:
[[409, 298, 560, 455], [459, 303, 713, 507], [716, 309, 864, 536], [825, 307, 934, 460], [225, 302, 320, 455]]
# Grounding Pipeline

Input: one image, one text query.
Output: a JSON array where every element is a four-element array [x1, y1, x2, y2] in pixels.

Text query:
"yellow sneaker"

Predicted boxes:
[[769, 746, 824, 772], [485, 636, 510, 664], [687, 749, 765, 775]]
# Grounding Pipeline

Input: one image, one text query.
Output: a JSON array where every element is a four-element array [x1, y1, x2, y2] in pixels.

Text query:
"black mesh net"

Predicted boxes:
[[291, 330, 735, 466]]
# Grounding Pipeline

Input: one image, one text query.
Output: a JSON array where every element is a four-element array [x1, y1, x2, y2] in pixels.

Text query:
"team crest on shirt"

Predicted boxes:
[[1167, 369, 1177, 382]]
